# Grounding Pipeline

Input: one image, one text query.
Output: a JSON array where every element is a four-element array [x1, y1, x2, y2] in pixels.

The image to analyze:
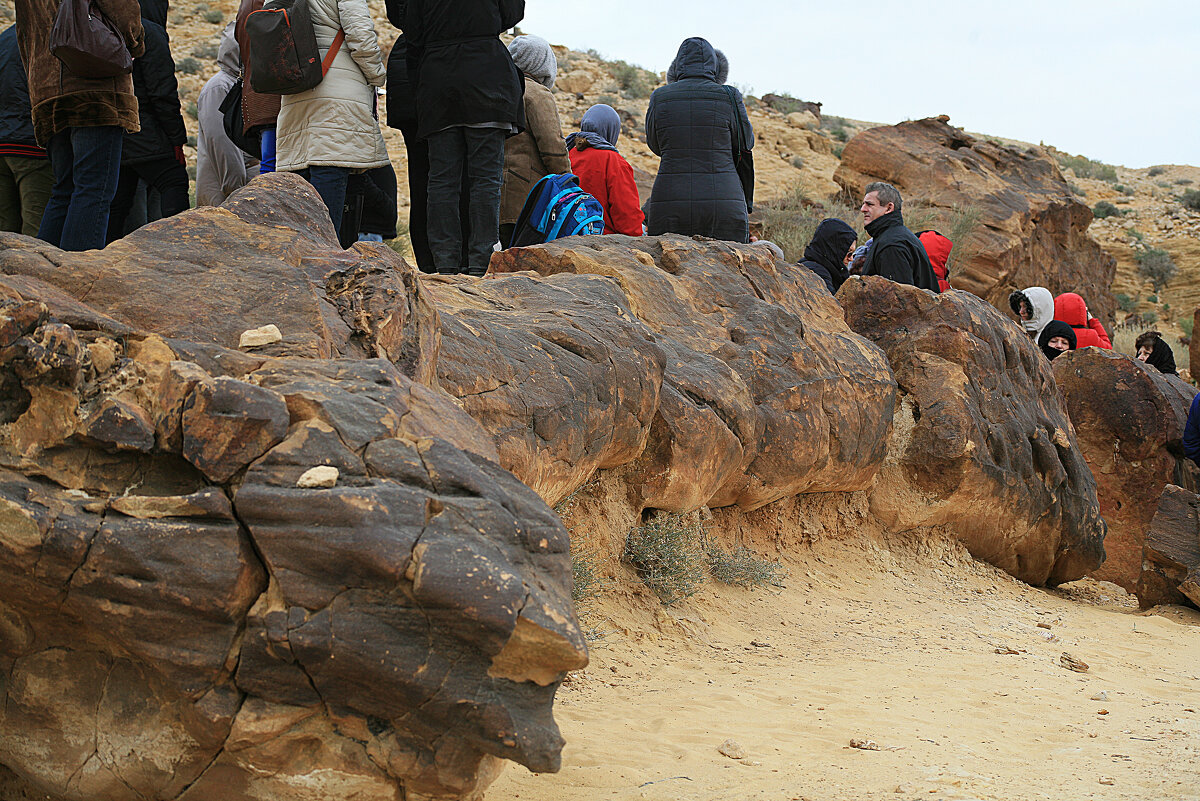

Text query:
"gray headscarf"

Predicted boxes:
[[508, 35, 557, 90], [565, 104, 620, 152]]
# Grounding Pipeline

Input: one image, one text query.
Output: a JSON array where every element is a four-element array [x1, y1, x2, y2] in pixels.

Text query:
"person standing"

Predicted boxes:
[[405, 0, 525, 275], [643, 37, 753, 243], [498, 34, 569, 246], [566, 104, 643, 236], [106, 0, 189, 242], [15, 0, 145, 251], [274, 0, 389, 233], [858, 182, 939, 291], [196, 22, 257, 206], [0, 24, 52, 236]]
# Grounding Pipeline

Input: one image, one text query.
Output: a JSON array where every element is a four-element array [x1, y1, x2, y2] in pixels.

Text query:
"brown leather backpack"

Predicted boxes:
[[49, 0, 133, 77]]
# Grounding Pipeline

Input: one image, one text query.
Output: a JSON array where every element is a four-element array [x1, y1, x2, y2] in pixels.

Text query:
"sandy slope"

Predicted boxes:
[[492, 527, 1200, 801]]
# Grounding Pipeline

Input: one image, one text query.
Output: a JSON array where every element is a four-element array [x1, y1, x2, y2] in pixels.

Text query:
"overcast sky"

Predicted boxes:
[[521, 0, 1196, 169]]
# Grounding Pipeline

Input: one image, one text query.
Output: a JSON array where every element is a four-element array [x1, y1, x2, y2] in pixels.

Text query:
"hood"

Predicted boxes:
[[508, 35, 557, 90], [668, 45, 728, 84], [217, 21, 240, 76], [138, 0, 168, 27], [1139, 333, 1178, 375], [566, 103, 621, 152], [1018, 286, 1055, 335], [918, 230, 952, 276], [1038, 320, 1077, 360], [1053, 292, 1090, 328], [668, 37, 718, 82], [803, 218, 858, 275]]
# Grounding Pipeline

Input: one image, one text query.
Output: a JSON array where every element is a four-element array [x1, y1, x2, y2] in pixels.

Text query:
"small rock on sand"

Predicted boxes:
[[718, 739, 745, 759], [1060, 652, 1089, 672], [297, 465, 339, 488], [1091, 691, 1109, 701]]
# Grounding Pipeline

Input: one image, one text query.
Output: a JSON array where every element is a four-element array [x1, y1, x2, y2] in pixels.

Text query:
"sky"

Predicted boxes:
[[521, 0, 1198, 169]]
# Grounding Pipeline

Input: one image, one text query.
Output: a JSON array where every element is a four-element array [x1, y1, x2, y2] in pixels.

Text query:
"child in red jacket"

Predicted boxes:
[[565, 104, 643, 236], [1053, 292, 1112, 349], [917, 230, 952, 292]]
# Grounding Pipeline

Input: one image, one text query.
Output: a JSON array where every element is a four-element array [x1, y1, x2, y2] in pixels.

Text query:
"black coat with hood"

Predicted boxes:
[[383, 0, 415, 127], [403, 0, 525, 140], [800, 218, 857, 294], [861, 210, 938, 292], [644, 37, 754, 243], [0, 25, 44, 157], [122, 0, 187, 165]]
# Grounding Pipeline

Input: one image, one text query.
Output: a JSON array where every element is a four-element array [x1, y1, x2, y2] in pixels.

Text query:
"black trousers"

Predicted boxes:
[[426, 126, 505, 274], [106, 157, 190, 243]]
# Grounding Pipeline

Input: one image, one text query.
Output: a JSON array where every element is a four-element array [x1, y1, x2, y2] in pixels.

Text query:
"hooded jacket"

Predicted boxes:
[[196, 23, 256, 206], [1137, 332, 1178, 376], [918, 230, 952, 293], [861, 210, 938, 292], [499, 40, 569, 226], [644, 37, 753, 243], [1053, 292, 1111, 349], [0, 26, 45, 157], [1038, 320, 1077, 361], [383, 0, 414, 127], [121, 0, 186, 164], [1009, 286, 1054, 341], [15, 0, 146, 146], [404, 0, 526, 140], [800, 218, 857, 294], [275, 0, 390, 172]]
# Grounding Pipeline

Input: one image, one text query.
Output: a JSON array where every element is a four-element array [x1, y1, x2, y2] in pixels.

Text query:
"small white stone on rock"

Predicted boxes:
[[297, 466, 339, 489], [239, 324, 283, 348]]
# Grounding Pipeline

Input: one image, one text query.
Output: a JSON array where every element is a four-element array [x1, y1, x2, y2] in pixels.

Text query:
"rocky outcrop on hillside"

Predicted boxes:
[[835, 116, 1118, 323], [0, 176, 1110, 800], [1136, 484, 1200, 609], [1052, 348, 1199, 591], [841, 277, 1107, 586]]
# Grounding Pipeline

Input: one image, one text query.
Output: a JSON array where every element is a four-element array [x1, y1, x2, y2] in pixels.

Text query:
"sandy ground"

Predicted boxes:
[[491, 530, 1200, 801]]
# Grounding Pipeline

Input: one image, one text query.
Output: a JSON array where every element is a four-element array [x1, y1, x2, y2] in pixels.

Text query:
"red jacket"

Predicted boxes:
[[1054, 292, 1111, 349], [567, 145, 644, 236], [918, 230, 952, 293]]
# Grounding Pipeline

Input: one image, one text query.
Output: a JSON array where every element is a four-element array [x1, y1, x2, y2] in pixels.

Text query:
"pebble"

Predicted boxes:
[[239, 324, 283, 348], [1091, 691, 1109, 701], [718, 739, 745, 759], [1099, 777, 1115, 785], [296, 465, 339, 488]]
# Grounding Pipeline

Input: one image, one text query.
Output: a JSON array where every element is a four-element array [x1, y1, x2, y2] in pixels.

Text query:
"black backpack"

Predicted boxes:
[[218, 80, 261, 159], [244, 0, 343, 95]]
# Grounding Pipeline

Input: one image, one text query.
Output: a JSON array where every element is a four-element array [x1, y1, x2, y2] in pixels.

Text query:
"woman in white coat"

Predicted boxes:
[[275, 0, 389, 232]]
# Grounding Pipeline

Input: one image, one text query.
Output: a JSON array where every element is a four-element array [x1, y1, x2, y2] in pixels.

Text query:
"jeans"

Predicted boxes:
[[39, 126, 124, 251], [106, 157, 191, 243], [302, 165, 349, 233], [0, 155, 54, 237], [397, 117, 472, 273], [426, 126, 505, 274], [259, 127, 276, 174]]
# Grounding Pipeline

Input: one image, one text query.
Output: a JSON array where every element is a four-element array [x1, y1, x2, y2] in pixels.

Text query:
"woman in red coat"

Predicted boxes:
[[1053, 292, 1112, 349], [565, 104, 643, 236]]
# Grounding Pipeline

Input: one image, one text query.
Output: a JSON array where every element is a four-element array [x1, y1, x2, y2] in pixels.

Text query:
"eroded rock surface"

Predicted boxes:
[[835, 116, 1117, 322], [486, 235, 898, 512], [0, 286, 584, 800], [841, 276, 1106, 586], [1052, 348, 1199, 591], [1136, 484, 1200, 609]]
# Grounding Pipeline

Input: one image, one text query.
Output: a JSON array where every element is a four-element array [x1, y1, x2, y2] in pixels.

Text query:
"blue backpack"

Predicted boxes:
[[508, 173, 605, 248]]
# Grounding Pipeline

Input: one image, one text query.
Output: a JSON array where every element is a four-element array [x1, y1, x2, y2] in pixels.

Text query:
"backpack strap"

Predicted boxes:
[[322, 29, 345, 76]]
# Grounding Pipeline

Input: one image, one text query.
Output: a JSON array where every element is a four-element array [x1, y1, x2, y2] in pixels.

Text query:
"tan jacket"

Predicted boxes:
[[16, 0, 146, 146], [500, 75, 570, 225]]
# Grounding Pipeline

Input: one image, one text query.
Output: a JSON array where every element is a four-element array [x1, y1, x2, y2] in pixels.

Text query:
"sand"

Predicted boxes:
[[491, 529, 1200, 801]]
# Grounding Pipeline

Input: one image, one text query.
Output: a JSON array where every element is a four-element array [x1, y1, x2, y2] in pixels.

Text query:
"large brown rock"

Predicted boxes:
[[487, 235, 898, 511], [0, 284, 584, 799], [1135, 484, 1200, 609], [841, 276, 1106, 586], [1052, 348, 1199, 591], [0, 173, 439, 383], [834, 116, 1117, 323]]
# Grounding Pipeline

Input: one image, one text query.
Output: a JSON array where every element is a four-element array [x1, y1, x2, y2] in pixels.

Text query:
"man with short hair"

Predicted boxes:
[[859, 181, 939, 291]]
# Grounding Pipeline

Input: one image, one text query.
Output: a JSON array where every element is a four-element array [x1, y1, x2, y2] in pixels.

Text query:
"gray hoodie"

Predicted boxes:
[[196, 23, 257, 206]]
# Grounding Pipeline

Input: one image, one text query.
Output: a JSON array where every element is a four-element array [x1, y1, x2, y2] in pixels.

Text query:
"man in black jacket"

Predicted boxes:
[[106, 0, 189, 242], [404, 0, 525, 275], [859, 182, 938, 292], [0, 24, 52, 236]]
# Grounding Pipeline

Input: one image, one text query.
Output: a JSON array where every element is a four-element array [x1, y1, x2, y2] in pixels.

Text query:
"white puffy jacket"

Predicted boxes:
[[275, 0, 389, 171]]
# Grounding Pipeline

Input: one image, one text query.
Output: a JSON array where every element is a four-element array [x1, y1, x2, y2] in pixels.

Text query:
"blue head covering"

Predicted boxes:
[[565, 104, 621, 152]]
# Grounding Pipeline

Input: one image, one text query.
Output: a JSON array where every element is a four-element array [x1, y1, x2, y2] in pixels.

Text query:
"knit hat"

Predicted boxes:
[[508, 35, 557, 90]]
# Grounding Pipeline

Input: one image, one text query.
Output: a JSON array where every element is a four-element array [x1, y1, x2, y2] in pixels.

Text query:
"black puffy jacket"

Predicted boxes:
[[403, 0, 525, 140], [121, 1, 186, 164], [643, 37, 753, 243], [861, 210, 938, 292], [0, 25, 43, 157]]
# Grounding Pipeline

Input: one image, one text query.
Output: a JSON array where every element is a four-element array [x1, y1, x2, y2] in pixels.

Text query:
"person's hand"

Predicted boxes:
[[174, 145, 186, 166]]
